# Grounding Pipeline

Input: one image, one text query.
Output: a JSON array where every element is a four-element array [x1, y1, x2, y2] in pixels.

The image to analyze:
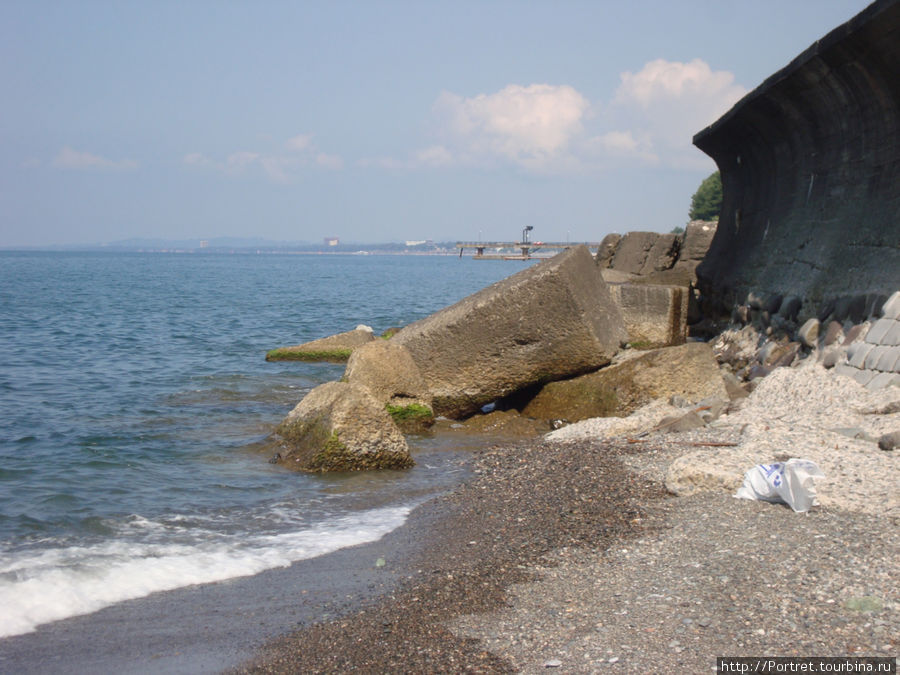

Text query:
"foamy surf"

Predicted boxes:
[[0, 504, 412, 638]]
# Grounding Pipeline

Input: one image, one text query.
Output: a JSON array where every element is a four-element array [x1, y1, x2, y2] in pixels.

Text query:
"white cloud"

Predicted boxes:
[[315, 152, 344, 170], [432, 84, 589, 167], [589, 130, 659, 164], [52, 146, 138, 171], [375, 62, 742, 173], [607, 58, 747, 167], [183, 134, 342, 182], [286, 134, 313, 152]]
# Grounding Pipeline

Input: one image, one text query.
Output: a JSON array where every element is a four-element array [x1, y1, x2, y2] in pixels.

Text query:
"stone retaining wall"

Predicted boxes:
[[693, 0, 900, 317]]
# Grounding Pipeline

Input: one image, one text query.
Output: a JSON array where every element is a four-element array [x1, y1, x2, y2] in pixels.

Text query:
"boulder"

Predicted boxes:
[[393, 245, 627, 418], [520, 342, 727, 423], [797, 318, 820, 348], [273, 381, 412, 472], [266, 326, 375, 362], [344, 340, 434, 432], [878, 431, 900, 451]]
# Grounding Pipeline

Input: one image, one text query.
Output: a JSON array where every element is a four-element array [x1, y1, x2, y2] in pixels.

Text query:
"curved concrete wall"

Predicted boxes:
[[693, 0, 900, 319]]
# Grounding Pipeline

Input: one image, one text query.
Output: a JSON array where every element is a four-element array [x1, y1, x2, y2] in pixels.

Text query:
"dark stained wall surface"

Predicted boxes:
[[693, 0, 900, 318]]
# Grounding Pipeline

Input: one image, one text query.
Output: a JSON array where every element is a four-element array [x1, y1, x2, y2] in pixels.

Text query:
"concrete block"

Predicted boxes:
[[864, 317, 894, 344], [820, 345, 846, 368], [875, 345, 900, 372], [639, 233, 679, 275], [866, 372, 900, 390], [881, 291, 900, 320], [847, 342, 874, 368], [834, 363, 859, 378], [394, 245, 627, 418], [609, 232, 659, 275], [884, 320, 900, 346], [853, 369, 876, 386], [865, 345, 890, 370], [608, 283, 688, 347]]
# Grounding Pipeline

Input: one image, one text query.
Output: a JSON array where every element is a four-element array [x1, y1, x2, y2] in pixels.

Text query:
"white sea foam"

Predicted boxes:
[[0, 504, 412, 638]]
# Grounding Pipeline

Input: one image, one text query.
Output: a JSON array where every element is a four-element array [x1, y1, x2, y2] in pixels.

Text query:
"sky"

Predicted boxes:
[[0, 0, 875, 247]]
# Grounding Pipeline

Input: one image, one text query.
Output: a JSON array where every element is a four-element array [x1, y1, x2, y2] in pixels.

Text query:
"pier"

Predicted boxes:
[[457, 227, 602, 260]]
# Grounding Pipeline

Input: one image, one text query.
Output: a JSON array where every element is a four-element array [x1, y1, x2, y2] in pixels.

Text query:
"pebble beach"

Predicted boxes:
[[237, 364, 899, 674]]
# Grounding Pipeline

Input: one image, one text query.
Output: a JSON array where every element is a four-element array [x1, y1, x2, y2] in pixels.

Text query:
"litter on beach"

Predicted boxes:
[[734, 459, 825, 513]]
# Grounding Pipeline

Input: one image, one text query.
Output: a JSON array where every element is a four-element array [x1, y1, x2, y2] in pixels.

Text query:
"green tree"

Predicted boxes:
[[689, 171, 722, 221]]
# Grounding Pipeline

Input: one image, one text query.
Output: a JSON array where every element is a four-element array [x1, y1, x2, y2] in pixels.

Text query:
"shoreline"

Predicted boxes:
[[2, 429, 895, 673], [236, 433, 897, 673], [0, 508, 436, 674]]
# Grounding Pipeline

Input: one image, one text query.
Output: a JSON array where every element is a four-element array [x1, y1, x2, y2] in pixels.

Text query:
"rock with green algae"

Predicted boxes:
[[344, 340, 434, 432], [521, 341, 728, 422], [265, 326, 375, 362], [274, 381, 413, 472]]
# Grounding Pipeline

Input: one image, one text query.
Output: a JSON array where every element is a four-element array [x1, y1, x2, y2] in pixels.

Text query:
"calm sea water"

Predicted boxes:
[[0, 250, 532, 637]]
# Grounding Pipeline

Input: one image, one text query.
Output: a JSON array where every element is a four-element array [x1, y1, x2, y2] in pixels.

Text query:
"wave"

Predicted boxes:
[[0, 504, 411, 638]]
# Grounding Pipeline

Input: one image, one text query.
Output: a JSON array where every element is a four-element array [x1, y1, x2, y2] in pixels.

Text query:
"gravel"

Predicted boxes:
[[236, 363, 898, 673]]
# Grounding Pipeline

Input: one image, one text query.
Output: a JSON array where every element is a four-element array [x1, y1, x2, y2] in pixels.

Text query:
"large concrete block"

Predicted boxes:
[[608, 283, 688, 347], [521, 342, 727, 422], [608, 232, 660, 275], [673, 220, 718, 272], [639, 233, 680, 275], [393, 245, 627, 418], [595, 233, 621, 268]]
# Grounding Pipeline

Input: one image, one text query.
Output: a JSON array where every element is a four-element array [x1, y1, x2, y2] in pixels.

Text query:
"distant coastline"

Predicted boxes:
[[0, 239, 564, 258]]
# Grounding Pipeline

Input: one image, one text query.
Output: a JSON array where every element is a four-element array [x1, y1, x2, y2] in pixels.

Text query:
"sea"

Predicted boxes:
[[0, 250, 534, 638]]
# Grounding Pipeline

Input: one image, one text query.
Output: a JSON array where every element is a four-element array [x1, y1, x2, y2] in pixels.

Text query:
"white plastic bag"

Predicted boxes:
[[734, 458, 825, 512]]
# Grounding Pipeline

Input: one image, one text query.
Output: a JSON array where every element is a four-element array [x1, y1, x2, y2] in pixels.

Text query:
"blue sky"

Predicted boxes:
[[0, 0, 873, 247]]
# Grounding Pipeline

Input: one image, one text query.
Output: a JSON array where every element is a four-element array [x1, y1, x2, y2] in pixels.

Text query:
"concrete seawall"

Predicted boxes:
[[693, 0, 900, 317]]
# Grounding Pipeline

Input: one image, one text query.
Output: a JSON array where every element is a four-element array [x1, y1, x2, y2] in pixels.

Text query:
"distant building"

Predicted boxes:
[[324, 237, 339, 247], [199, 240, 209, 249], [405, 240, 427, 247]]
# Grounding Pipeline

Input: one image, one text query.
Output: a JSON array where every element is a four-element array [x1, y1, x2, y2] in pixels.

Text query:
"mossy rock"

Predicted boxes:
[[386, 403, 435, 434], [265, 347, 353, 362], [274, 381, 413, 472], [308, 431, 413, 472], [266, 328, 375, 363]]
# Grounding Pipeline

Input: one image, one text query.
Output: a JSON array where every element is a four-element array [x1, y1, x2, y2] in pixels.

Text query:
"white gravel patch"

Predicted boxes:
[[545, 398, 682, 442], [547, 359, 899, 516]]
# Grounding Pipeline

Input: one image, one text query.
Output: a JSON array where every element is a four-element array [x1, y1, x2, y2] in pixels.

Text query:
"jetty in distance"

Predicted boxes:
[[457, 227, 601, 260]]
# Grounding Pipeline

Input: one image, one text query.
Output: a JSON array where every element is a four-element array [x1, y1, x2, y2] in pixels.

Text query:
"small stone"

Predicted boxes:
[[823, 320, 844, 346], [877, 431, 900, 451], [608, 656, 619, 664], [797, 318, 820, 348], [544, 659, 562, 668], [779, 296, 802, 322], [845, 596, 884, 612]]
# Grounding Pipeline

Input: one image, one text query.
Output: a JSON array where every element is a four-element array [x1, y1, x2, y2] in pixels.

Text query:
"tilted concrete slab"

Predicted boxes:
[[393, 245, 627, 418]]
